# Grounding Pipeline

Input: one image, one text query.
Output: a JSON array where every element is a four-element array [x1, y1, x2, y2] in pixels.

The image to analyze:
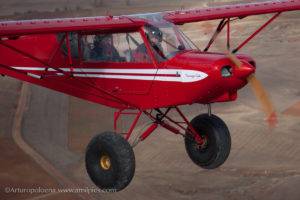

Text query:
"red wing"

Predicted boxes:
[[0, 16, 145, 37], [164, 0, 300, 24]]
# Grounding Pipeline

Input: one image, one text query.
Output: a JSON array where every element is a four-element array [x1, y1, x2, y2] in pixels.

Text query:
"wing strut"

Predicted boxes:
[[203, 18, 227, 52], [232, 12, 281, 53], [203, 12, 281, 54]]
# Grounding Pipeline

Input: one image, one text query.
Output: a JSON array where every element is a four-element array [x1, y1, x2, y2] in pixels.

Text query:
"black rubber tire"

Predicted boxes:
[[85, 132, 135, 192], [184, 114, 231, 169]]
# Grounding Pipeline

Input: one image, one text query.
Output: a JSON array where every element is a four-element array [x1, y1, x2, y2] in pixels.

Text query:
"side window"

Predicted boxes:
[[81, 32, 151, 63], [57, 32, 80, 59], [160, 27, 180, 55], [143, 26, 166, 62]]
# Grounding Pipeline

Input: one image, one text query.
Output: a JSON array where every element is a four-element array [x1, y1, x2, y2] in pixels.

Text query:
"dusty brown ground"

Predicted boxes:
[[0, 137, 58, 200], [0, 1, 300, 200]]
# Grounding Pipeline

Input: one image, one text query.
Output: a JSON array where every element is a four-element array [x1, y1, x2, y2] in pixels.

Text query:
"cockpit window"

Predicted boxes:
[[56, 20, 199, 64], [141, 22, 198, 61], [57, 31, 152, 63], [81, 32, 151, 63], [57, 32, 80, 59]]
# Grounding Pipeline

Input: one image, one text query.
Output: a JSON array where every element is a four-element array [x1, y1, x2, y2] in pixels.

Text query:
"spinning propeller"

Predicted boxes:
[[197, 19, 278, 128], [226, 49, 278, 128]]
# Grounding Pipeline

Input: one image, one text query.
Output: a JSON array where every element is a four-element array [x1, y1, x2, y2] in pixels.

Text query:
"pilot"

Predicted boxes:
[[135, 25, 166, 61], [90, 34, 122, 62]]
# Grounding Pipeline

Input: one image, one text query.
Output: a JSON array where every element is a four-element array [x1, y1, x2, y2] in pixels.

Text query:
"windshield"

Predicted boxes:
[[143, 22, 198, 61]]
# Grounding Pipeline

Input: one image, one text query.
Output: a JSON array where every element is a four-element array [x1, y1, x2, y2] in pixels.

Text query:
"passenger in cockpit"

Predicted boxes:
[[91, 34, 122, 62]]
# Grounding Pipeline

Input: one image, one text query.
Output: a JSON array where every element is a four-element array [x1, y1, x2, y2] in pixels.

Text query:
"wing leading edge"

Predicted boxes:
[[0, 16, 145, 37], [164, 0, 300, 24], [1, 1, 300, 37]]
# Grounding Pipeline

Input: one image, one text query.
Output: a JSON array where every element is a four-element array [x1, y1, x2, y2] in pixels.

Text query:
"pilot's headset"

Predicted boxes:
[[145, 25, 163, 43]]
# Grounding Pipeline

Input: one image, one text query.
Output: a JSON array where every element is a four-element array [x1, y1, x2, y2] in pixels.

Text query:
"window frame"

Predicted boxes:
[[77, 29, 157, 66]]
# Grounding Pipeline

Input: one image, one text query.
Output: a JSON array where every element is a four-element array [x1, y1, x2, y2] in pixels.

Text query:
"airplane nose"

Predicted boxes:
[[234, 62, 255, 79]]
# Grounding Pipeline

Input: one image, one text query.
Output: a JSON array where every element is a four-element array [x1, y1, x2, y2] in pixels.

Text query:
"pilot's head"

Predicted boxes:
[[145, 25, 163, 46]]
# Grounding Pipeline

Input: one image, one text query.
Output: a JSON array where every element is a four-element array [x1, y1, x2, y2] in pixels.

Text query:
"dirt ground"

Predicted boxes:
[[0, 1, 300, 200]]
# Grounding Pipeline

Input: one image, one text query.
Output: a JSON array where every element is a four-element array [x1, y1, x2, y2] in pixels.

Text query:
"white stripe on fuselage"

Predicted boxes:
[[12, 67, 208, 83]]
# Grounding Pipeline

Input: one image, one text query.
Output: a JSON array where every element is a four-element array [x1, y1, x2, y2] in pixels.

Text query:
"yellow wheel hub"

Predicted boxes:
[[100, 154, 111, 170]]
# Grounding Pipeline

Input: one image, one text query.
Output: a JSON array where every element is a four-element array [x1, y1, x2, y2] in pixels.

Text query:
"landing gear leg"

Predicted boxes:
[[207, 104, 212, 116], [143, 107, 231, 169]]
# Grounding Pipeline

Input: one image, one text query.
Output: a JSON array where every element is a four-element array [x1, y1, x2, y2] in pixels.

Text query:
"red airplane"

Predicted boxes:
[[0, 0, 299, 192]]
